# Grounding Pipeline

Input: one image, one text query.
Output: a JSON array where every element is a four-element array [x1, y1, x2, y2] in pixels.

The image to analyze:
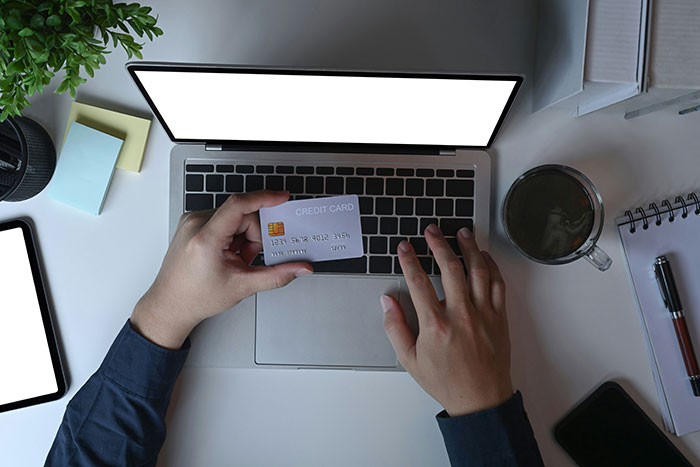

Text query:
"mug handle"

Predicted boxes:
[[584, 245, 612, 271]]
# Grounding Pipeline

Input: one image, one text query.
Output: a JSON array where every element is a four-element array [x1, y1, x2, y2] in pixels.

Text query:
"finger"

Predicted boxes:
[[239, 241, 262, 265], [242, 261, 313, 294], [457, 228, 490, 308], [481, 251, 506, 313], [397, 241, 441, 328], [204, 191, 289, 242], [423, 224, 469, 307], [381, 295, 417, 366]]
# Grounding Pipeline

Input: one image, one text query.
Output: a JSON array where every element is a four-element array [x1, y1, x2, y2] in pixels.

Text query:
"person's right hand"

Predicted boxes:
[[381, 225, 513, 417]]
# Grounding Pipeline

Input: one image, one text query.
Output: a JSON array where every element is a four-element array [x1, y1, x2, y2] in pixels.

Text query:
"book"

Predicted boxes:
[[47, 122, 123, 216], [617, 193, 700, 435]]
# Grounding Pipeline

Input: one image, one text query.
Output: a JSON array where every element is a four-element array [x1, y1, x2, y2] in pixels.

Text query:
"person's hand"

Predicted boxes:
[[381, 225, 512, 417], [131, 191, 313, 350]]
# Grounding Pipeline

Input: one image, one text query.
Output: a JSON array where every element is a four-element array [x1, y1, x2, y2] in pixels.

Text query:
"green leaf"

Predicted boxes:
[[0, 107, 11, 123], [6, 15, 23, 30], [46, 15, 61, 27], [30, 14, 45, 29], [0, 17, 5, 28], [55, 79, 70, 94]]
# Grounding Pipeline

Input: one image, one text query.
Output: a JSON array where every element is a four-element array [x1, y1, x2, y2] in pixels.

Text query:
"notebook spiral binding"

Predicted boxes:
[[624, 192, 700, 234]]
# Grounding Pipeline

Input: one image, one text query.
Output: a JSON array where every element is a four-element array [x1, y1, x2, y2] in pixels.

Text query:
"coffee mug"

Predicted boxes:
[[502, 164, 612, 271]]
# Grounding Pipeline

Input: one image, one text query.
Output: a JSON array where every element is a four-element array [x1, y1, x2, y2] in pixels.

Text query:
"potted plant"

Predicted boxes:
[[0, 0, 163, 202]]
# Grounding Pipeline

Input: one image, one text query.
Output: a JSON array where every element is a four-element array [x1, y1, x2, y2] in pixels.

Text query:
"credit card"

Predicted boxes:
[[259, 195, 363, 266]]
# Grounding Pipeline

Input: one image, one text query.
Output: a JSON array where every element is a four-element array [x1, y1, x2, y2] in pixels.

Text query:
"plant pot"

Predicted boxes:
[[0, 116, 56, 202]]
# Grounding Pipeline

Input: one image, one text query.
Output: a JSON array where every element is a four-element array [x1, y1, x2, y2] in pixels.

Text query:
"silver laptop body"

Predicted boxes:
[[127, 62, 522, 371]]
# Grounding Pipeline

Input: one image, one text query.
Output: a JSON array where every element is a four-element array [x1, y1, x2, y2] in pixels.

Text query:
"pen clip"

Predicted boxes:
[[654, 262, 670, 310]]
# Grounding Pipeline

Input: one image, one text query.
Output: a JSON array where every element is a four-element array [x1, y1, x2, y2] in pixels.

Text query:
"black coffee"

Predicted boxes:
[[505, 168, 594, 260]]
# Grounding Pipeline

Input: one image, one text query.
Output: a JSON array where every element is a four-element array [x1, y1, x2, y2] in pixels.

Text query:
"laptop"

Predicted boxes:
[[127, 62, 522, 370]]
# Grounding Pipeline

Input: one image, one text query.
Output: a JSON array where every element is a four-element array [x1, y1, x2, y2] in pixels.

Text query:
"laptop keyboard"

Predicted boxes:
[[184, 163, 475, 275]]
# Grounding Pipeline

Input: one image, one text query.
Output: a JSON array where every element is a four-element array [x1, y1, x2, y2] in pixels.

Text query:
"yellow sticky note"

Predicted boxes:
[[63, 102, 152, 173]]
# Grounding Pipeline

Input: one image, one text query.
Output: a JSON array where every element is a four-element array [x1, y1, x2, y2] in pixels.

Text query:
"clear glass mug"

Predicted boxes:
[[502, 164, 612, 271]]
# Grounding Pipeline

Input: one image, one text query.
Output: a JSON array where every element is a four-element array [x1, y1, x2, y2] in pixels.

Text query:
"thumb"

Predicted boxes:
[[245, 262, 313, 294], [381, 295, 416, 366]]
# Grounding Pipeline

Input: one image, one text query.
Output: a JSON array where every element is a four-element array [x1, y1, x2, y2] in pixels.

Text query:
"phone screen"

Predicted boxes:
[[555, 382, 691, 466]]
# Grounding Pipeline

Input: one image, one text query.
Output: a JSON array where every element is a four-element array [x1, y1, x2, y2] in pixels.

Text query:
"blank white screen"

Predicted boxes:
[[135, 70, 517, 146], [0, 228, 57, 406]]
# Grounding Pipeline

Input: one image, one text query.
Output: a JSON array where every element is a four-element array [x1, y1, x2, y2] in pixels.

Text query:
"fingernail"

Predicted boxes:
[[295, 268, 312, 277], [459, 227, 473, 238], [399, 241, 411, 253], [427, 224, 440, 235], [380, 295, 392, 313]]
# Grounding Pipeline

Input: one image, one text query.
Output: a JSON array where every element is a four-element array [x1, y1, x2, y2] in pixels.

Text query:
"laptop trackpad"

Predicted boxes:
[[255, 276, 400, 368]]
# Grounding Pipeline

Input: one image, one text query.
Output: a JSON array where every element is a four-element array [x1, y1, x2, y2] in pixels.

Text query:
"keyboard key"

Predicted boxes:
[[246, 175, 264, 192], [417, 168, 434, 177], [446, 237, 461, 256], [369, 256, 392, 274], [376, 168, 394, 176], [359, 197, 373, 214], [306, 177, 324, 194], [395, 198, 413, 215], [446, 179, 474, 197], [236, 165, 254, 174], [256, 165, 274, 174], [394, 257, 403, 274], [346, 177, 363, 195], [186, 193, 213, 211], [435, 199, 453, 217], [186, 174, 204, 192], [311, 257, 367, 273], [296, 166, 314, 174], [410, 237, 428, 255], [375, 198, 393, 215], [369, 237, 388, 254], [217, 164, 235, 173], [316, 166, 334, 175], [361, 216, 378, 235], [456, 169, 475, 178], [276, 166, 294, 174], [415, 198, 433, 216], [215, 194, 229, 208], [386, 178, 403, 195], [285, 176, 304, 194], [296, 195, 313, 200], [357, 167, 374, 176], [420, 218, 439, 235], [400, 218, 418, 236], [389, 236, 406, 254], [186, 164, 214, 173], [265, 175, 284, 191], [440, 218, 473, 236], [365, 178, 384, 195], [396, 168, 414, 176], [405, 179, 424, 196], [380, 217, 398, 235], [226, 175, 244, 192], [206, 174, 224, 192], [363, 236, 368, 254], [436, 169, 454, 177], [418, 256, 433, 274], [326, 177, 344, 194], [456, 199, 474, 217], [426, 179, 444, 197], [336, 167, 354, 175]]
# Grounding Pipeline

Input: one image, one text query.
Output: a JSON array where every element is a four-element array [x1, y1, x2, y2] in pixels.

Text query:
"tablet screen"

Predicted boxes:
[[0, 224, 62, 410]]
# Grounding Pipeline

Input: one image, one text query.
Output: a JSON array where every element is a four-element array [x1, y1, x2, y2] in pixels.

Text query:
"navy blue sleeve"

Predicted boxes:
[[436, 391, 544, 466], [45, 320, 189, 467]]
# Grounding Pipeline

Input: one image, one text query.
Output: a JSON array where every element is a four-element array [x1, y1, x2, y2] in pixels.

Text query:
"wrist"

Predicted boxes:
[[443, 383, 514, 418], [131, 294, 199, 350]]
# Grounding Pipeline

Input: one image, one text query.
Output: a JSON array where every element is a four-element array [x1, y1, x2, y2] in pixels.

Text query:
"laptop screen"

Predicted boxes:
[[129, 65, 521, 149]]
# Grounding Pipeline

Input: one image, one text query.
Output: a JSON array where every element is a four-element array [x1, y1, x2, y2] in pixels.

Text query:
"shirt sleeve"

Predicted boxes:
[[45, 320, 190, 467], [436, 391, 544, 467]]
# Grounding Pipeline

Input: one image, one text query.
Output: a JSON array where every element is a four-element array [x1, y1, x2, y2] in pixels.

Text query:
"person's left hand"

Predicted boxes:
[[131, 190, 313, 349]]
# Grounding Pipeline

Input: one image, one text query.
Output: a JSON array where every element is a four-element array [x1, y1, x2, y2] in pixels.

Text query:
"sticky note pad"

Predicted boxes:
[[47, 122, 123, 216], [64, 102, 151, 172]]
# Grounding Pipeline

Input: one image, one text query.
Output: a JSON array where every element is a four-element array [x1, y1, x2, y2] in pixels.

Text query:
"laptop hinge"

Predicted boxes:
[[439, 149, 456, 156], [205, 143, 223, 151]]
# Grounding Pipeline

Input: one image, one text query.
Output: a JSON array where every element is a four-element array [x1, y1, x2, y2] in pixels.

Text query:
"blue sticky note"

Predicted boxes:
[[47, 122, 123, 215]]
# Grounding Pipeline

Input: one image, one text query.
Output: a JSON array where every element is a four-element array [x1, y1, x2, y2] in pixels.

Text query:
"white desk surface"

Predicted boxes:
[[2, 1, 700, 465]]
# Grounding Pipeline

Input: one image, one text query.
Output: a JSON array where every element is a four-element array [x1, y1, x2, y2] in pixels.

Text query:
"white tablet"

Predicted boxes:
[[0, 219, 66, 413]]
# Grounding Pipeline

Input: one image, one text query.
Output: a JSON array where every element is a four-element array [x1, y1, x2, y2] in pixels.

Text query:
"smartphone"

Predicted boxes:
[[554, 381, 691, 466]]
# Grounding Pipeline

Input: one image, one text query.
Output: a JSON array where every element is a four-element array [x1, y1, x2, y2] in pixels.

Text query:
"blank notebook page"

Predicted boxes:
[[619, 209, 700, 435]]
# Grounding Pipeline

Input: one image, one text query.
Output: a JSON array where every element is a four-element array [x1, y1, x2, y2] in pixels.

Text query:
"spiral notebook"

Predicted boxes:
[[617, 193, 700, 436]]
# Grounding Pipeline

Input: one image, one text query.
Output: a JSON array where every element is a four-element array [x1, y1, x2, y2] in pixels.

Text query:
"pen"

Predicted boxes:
[[654, 255, 700, 397]]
